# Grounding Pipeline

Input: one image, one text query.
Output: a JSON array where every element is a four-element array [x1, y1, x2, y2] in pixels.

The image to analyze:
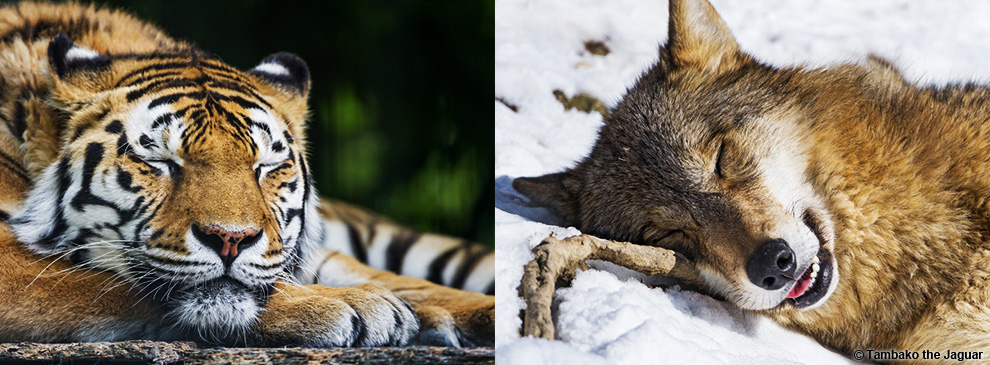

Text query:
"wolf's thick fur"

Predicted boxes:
[[515, 0, 990, 355]]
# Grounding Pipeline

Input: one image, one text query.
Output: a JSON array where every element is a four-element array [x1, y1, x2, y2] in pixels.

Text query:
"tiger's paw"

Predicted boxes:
[[252, 282, 419, 347], [411, 293, 494, 347]]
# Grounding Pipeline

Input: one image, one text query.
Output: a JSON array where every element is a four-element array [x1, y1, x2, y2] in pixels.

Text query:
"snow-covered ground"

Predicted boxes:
[[495, 0, 990, 364]]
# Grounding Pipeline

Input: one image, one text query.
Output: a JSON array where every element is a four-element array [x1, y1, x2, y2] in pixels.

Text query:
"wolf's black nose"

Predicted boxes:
[[747, 239, 796, 291]]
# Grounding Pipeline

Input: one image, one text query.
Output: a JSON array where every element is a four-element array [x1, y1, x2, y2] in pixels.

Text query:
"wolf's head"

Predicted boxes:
[[514, 0, 839, 311]]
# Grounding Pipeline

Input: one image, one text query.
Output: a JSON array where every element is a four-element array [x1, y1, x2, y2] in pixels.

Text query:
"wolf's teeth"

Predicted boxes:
[[812, 262, 820, 273], [812, 256, 820, 264], [810, 271, 818, 279]]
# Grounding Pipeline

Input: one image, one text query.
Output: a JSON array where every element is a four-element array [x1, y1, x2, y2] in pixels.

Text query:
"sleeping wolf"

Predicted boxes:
[[515, 0, 990, 356]]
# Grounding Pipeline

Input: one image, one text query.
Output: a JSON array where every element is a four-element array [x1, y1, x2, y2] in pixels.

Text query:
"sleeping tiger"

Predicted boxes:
[[0, 2, 493, 347]]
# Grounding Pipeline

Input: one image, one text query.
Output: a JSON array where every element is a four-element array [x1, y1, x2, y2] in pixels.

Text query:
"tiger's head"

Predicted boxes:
[[10, 34, 321, 342]]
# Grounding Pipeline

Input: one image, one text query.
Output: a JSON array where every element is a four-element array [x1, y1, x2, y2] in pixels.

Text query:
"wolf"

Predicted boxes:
[[514, 0, 990, 355]]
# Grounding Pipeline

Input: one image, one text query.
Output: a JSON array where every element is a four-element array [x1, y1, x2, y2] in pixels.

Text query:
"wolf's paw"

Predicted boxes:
[[253, 283, 419, 347], [411, 293, 494, 347]]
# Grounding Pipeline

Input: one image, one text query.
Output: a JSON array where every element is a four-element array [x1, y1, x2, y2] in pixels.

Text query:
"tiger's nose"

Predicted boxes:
[[191, 225, 263, 267]]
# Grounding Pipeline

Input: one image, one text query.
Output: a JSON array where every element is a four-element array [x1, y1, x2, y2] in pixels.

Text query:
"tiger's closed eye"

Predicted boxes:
[[128, 153, 180, 176], [146, 159, 181, 176]]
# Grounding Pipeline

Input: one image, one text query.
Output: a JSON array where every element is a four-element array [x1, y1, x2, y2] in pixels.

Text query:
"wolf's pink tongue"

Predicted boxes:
[[787, 269, 814, 299]]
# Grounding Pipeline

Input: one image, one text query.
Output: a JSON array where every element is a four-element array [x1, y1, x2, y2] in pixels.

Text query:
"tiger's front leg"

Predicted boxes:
[[251, 281, 419, 347], [0, 227, 420, 346], [300, 249, 495, 347]]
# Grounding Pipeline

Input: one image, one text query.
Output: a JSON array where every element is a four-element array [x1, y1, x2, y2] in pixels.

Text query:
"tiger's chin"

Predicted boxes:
[[164, 277, 273, 344]]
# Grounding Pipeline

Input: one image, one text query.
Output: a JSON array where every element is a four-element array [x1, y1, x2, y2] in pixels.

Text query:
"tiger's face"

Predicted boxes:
[[11, 34, 320, 341]]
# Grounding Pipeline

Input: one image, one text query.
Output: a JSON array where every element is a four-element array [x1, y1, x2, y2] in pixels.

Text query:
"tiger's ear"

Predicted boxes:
[[249, 52, 310, 97], [48, 33, 112, 79], [513, 170, 583, 226]]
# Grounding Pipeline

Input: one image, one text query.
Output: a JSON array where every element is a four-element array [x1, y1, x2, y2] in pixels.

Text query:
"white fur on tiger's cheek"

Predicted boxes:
[[10, 159, 67, 253], [97, 167, 140, 208], [84, 242, 131, 274], [252, 62, 290, 76], [65, 46, 100, 61], [74, 168, 123, 226]]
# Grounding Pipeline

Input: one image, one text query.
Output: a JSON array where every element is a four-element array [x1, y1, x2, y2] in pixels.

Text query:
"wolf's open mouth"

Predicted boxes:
[[782, 208, 835, 308], [786, 249, 833, 307]]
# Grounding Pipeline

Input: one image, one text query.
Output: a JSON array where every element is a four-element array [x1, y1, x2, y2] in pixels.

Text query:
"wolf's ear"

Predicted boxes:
[[513, 171, 583, 226], [666, 0, 747, 72]]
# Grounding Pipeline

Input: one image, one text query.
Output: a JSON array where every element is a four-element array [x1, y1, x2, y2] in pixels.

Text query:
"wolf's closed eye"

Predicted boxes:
[[715, 140, 727, 179], [655, 229, 685, 244]]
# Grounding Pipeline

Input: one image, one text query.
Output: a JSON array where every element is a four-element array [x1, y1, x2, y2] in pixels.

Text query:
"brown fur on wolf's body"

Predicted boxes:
[[515, 0, 990, 355], [0, 2, 492, 347]]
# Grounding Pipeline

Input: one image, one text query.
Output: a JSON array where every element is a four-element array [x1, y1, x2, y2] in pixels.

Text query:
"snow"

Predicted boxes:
[[495, 0, 990, 364]]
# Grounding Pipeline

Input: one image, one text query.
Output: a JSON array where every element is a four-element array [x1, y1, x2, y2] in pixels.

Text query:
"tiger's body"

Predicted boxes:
[[316, 199, 494, 295], [0, 2, 493, 347]]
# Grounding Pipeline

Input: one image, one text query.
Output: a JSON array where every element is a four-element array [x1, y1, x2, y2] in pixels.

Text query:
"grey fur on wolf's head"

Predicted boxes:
[[514, 0, 837, 312], [515, 0, 789, 253]]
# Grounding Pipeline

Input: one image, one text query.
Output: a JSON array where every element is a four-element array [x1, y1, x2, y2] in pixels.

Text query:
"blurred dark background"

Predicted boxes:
[[95, 0, 494, 247]]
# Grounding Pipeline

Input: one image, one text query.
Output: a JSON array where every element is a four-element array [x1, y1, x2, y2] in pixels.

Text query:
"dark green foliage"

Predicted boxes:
[[96, 0, 494, 247]]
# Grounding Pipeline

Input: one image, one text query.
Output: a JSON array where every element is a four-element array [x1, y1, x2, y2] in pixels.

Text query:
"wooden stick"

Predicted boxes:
[[520, 234, 702, 339]]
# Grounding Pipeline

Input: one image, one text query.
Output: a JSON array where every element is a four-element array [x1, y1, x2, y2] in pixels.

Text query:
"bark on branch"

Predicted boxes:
[[0, 341, 494, 364], [520, 234, 702, 340]]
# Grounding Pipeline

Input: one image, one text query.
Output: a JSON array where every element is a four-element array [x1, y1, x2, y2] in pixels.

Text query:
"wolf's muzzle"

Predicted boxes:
[[746, 239, 797, 290]]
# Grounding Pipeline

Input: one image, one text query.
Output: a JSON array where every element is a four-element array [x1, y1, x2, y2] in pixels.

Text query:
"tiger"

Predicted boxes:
[[0, 2, 493, 347]]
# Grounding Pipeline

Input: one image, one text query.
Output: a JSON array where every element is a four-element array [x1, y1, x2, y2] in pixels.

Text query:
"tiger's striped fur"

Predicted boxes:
[[0, 2, 492, 347], [316, 199, 495, 295]]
